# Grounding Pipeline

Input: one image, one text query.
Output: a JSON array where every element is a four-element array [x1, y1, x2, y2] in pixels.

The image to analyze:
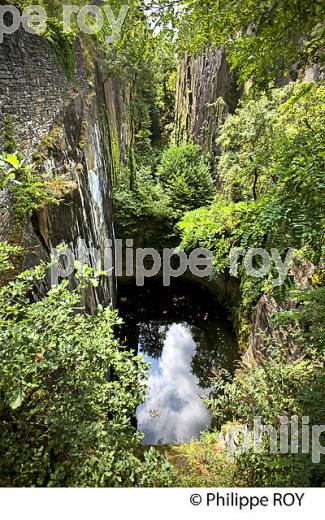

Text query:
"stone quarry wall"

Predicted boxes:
[[103, 76, 133, 186], [174, 46, 324, 176], [0, 27, 88, 151], [175, 47, 240, 175], [175, 46, 325, 357], [0, 26, 127, 309]]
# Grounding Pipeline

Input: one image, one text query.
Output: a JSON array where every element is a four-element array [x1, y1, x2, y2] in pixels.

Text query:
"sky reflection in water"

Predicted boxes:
[[137, 323, 211, 445], [117, 280, 237, 446]]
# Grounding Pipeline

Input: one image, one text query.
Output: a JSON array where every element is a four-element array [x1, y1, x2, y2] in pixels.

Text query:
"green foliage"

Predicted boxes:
[[14, 0, 88, 18], [217, 93, 279, 201], [273, 285, 325, 354], [45, 18, 76, 81], [0, 153, 21, 190], [166, 431, 238, 487], [167, 332, 325, 487], [114, 166, 175, 248], [179, 82, 325, 273], [0, 263, 174, 486], [233, 274, 264, 347], [14, 1, 324, 92], [157, 144, 215, 217], [3, 115, 16, 154], [0, 241, 22, 280], [114, 143, 215, 247], [103, 14, 177, 176], [13, 2, 78, 80], [164, 0, 324, 90], [219, 82, 325, 257], [177, 80, 324, 370], [178, 195, 266, 273], [265, 83, 325, 258], [1, 152, 75, 222], [10, 173, 58, 220], [178, 197, 267, 348], [206, 340, 325, 486], [0, 153, 57, 220], [219, 0, 324, 90], [202, 273, 325, 487]]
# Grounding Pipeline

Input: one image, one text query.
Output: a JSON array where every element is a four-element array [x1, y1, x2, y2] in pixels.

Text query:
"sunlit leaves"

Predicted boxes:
[[0, 265, 174, 486], [178, 82, 324, 287], [157, 143, 214, 217]]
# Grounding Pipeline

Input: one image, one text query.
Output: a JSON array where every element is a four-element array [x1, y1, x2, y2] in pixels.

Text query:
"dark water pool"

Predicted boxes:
[[117, 279, 237, 445]]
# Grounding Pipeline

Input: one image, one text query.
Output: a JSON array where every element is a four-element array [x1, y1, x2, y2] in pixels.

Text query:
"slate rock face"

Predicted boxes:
[[0, 27, 133, 309], [0, 25, 88, 152], [174, 47, 241, 177]]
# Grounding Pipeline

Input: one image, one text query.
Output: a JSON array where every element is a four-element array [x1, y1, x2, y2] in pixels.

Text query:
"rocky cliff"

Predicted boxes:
[[0, 26, 130, 310], [174, 46, 323, 357], [175, 47, 240, 175]]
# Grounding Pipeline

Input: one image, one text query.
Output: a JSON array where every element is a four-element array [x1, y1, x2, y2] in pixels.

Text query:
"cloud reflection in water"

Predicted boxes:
[[137, 323, 211, 445]]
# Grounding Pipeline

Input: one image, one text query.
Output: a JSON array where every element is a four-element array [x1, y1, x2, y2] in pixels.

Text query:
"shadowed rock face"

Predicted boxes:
[[31, 73, 118, 311], [0, 21, 140, 310], [0, 27, 133, 310], [244, 260, 318, 366], [175, 47, 241, 177]]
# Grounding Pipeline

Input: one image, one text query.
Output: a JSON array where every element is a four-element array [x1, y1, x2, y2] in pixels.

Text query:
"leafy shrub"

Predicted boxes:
[[157, 144, 215, 217], [273, 286, 325, 354], [178, 194, 267, 273], [0, 152, 75, 222], [113, 166, 175, 248], [3, 115, 16, 154], [206, 339, 325, 486], [0, 241, 22, 281], [114, 144, 215, 247], [166, 431, 238, 487], [0, 263, 174, 486], [217, 82, 325, 260]]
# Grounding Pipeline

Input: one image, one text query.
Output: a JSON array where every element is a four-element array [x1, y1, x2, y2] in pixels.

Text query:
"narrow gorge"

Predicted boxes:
[[0, 0, 324, 490]]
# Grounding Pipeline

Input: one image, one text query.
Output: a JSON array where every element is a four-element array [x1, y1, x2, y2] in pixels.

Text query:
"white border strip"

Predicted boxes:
[[0, 488, 324, 520]]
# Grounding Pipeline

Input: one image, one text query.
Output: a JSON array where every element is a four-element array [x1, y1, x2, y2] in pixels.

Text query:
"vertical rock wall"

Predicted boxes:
[[103, 76, 133, 186], [175, 47, 240, 175], [0, 26, 129, 309]]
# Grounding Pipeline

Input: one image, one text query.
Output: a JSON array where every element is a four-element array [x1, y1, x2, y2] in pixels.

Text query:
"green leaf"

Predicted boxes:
[[5, 154, 21, 168], [9, 388, 24, 410]]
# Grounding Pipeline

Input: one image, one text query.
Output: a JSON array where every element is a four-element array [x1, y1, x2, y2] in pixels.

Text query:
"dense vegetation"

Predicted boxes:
[[0, 252, 173, 486], [1, 0, 324, 487], [112, 1, 325, 487], [113, 143, 214, 247]]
